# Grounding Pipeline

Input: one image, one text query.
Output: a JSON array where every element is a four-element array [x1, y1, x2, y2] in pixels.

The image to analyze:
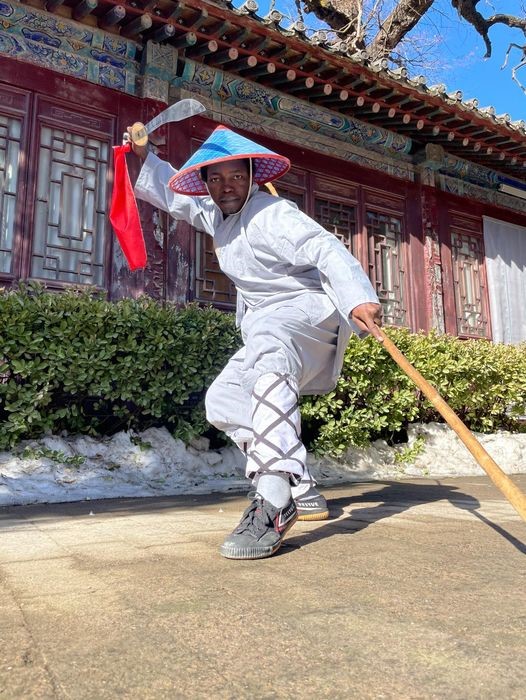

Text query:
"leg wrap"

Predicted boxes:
[[291, 470, 318, 500], [245, 372, 306, 481]]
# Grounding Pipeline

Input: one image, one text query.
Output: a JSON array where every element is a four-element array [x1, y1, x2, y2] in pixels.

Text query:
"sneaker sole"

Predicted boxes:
[[297, 510, 329, 521], [220, 542, 282, 559], [220, 516, 298, 560]]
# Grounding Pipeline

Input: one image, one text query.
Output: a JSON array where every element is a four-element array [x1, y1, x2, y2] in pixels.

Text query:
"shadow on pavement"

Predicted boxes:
[[0, 491, 247, 527], [467, 509, 526, 554], [282, 480, 526, 556], [1, 480, 524, 554]]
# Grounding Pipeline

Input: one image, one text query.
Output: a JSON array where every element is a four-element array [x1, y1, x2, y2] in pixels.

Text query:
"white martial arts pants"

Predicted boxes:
[[205, 302, 340, 484]]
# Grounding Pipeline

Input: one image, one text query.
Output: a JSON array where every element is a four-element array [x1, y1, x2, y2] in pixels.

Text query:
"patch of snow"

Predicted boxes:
[[0, 423, 524, 507]]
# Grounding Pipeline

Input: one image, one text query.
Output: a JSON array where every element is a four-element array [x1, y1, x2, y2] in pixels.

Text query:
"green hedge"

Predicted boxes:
[[1, 287, 524, 454], [301, 328, 526, 455], [0, 284, 241, 449]]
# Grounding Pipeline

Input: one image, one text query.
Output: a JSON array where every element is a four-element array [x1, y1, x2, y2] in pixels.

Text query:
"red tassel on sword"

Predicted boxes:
[[109, 99, 206, 272], [109, 142, 147, 272]]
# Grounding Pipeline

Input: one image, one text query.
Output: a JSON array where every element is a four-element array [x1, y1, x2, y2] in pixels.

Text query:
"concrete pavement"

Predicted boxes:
[[1, 476, 525, 699]]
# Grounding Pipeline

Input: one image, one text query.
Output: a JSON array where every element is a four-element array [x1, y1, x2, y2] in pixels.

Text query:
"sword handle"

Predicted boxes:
[[129, 122, 148, 147]]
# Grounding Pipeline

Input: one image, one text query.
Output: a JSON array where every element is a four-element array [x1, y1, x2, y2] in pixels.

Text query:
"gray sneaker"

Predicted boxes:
[[220, 493, 298, 560], [294, 486, 329, 521]]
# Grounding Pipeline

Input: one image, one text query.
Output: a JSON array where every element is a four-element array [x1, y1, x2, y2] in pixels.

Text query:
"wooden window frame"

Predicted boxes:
[[0, 82, 116, 290], [0, 60, 167, 300], [440, 208, 492, 339]]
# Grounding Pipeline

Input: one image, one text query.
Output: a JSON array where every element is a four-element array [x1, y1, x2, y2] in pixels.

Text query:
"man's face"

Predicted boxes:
[[204, 159, 251, 215]]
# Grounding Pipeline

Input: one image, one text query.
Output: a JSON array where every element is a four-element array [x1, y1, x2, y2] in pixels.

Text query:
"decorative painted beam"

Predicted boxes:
[[99, 4, 126, 28], [262, 68, 296, 86], [151, 23, 176, 42], [122, 14, 153, 37], [226, 54, 258, 71], [207, 47, 239, 65], [239, 61, 276, 77], [186, 39, 219, 57], [73, 0, 97, 20], [45, 0, 65, 11], [286, 77, 315, 93]]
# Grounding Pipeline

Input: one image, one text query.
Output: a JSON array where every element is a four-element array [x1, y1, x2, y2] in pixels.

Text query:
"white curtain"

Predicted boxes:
[[483, 216, 526, 344]]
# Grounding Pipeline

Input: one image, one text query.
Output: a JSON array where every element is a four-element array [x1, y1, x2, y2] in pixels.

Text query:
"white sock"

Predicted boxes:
[[256, 473, 292, 509], [291, 474, 316, 499]]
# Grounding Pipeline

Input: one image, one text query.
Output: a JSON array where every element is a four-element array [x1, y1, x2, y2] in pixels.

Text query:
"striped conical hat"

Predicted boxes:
[[168, 125, 290, 195]]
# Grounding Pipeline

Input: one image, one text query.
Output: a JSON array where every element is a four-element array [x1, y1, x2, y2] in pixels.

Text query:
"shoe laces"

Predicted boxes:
[[233, 494, 274, 538]]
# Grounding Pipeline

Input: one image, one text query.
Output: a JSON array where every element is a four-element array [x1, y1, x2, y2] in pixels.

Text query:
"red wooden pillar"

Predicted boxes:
[[420, 184, 446, 333]]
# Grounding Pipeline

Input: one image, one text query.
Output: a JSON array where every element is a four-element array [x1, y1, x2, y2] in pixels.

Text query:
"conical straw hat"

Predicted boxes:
[[169, 125, 290, 195]]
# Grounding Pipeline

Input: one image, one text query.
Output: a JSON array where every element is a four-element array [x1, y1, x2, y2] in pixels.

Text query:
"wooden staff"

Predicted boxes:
[[377, 327, 526, 522], [264, 179, 526, 520]]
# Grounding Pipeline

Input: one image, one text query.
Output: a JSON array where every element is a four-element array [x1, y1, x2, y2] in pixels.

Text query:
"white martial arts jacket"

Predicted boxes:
[[134, 152, 379, 392]]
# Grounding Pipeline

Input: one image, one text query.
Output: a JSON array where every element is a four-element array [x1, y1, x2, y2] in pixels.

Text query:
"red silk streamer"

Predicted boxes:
[[109, 143, 147, 271]]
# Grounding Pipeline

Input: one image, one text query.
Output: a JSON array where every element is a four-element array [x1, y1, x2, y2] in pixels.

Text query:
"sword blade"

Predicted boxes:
[[144, 98, 206, 134]]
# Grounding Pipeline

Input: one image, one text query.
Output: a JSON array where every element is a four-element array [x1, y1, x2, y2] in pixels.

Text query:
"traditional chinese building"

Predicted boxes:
[[1, 0, 525, 342]]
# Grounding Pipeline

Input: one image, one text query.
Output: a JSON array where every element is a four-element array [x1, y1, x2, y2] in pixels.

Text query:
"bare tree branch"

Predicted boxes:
[[301, 0, 366, 47], [451, 1, 492, 57], [368, 0, 434, 61], [298, 0, 526, 68], [486, 13, 526, 35], [451, 2, 526, 57], [502, 43, 526, 95]]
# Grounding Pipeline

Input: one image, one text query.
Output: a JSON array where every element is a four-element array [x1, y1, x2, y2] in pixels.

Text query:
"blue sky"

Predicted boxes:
[[426, 1, 526, 122], [249, 0, 526, 122]]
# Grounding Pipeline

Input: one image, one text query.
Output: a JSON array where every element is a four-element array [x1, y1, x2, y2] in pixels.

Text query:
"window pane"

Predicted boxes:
[[271, 184, 305, 210], [451, 230, 488, 337], [367, 210, 407, 327], [31, 125, 109, 286], [0, 114, 22, 274], [194, 230, 237, 307], [314, 198, 356, 252]]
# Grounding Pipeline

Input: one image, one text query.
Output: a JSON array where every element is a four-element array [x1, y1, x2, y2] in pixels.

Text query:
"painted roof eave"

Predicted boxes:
[[38, 0, 526, 179]]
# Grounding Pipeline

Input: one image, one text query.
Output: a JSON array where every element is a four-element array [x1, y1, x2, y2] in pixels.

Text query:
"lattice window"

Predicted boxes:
[[195, 230, 237, 307], [451, 230, 488, 337], [367, 210, 407, 326], [314, 198, 356, 252], [271, 184, 305, 210], [0, 114, 21, 274], [31, 127, 108, 285]]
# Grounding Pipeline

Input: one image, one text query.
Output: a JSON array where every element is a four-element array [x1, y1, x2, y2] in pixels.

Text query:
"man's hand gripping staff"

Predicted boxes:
[[350, 302, 383, 342], [350, 298, 526, 521], [375, 324, 526, 522]]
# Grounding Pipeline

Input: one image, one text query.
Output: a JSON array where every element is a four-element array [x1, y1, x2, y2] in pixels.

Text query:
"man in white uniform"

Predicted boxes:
[[128, 124, 382, 560]]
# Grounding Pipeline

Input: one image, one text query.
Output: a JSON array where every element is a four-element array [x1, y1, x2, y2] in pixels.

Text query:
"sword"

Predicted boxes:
[[127, 98, 206, 146]]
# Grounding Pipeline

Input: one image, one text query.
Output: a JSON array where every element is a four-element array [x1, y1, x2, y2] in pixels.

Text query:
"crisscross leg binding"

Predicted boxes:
[[290, 474, 313, 497], [245, 372, 306, 482]]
